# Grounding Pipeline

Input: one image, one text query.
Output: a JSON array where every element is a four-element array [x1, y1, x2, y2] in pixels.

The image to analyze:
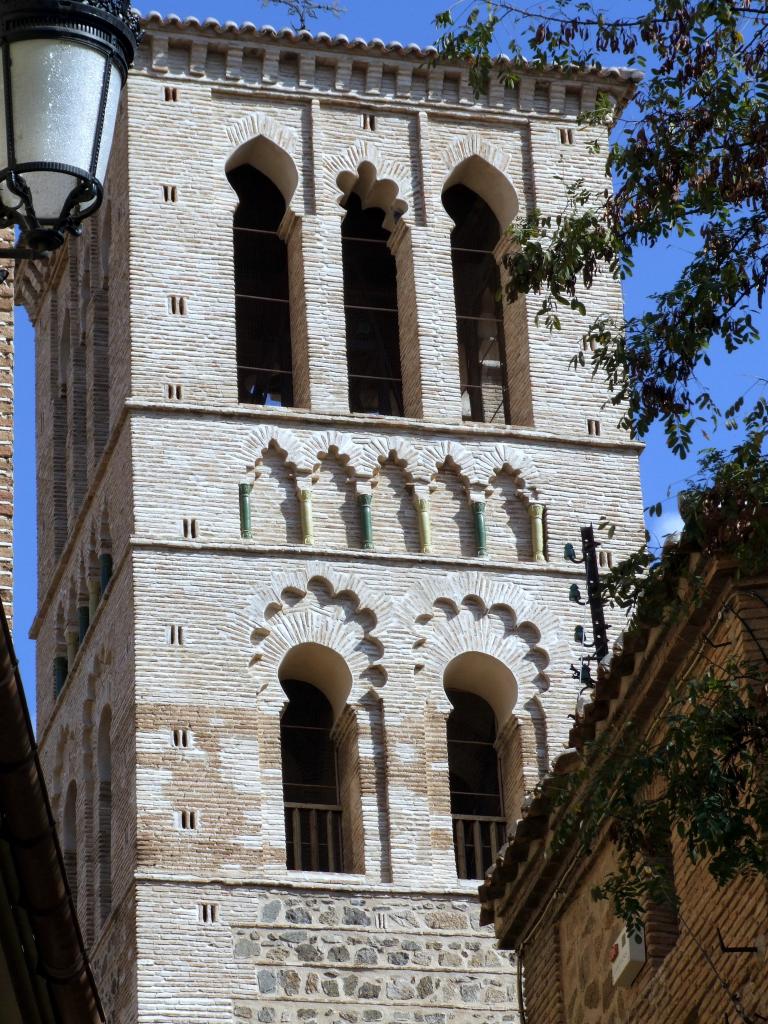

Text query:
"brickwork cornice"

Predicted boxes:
[[124, 398, 645, 453], [137, 12, 641, 112]]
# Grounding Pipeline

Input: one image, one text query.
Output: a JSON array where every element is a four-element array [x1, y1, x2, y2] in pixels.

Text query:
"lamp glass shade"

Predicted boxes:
[[0, 36, 121, 223]]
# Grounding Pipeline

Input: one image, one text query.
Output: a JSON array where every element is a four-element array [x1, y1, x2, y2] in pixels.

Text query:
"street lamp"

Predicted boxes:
[[0, 0, 140, 264]]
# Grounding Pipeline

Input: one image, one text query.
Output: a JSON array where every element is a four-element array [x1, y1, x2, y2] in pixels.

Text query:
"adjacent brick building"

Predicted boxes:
[[480, 553, 768, 1023], [17, 15, 643, 1023]]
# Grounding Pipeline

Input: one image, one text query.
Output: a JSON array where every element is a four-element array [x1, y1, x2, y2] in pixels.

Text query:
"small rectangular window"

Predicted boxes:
[[182, 518, 198, 540], [168, 296, 187, 316], [166, 383, 183, 400], [168, 624, 185, 646], [587, 418, 601, 437], [582, 337, 597, 353], [162, 184, 178, 203], [172, 727, 191, 748], [598, 549, 613, 569], [200, 903, 219, 924], [560, 127, 575, 145], [361, 112, 376, 131], [179, 810, 198, 830], [164, 86, 179, 102]]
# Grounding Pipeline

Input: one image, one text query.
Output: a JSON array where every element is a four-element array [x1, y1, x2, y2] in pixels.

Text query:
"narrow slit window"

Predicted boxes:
[[172, 728, 191, 748], [341, 193, 403, 417], [162, 184, 178, 203], [443, 184, 511, 425], [446, 689, 505, 881], [229, 165, 293, 408], [281, 679, 345, 873], [599, 549, 613, 569], [164, 86, 178, 102], [179, 810, 198, 830], [182, 518, 198, 539], [200, 903, 219, 924], [169, 624, 185, 646], [168, 296, 187, 316], [588, 418, 601, 437], [559, 127, 575, 145], [361, 112, 376, 131]]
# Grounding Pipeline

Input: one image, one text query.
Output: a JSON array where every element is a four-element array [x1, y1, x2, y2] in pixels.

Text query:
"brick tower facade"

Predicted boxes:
[[17, 17, 644, 1024]]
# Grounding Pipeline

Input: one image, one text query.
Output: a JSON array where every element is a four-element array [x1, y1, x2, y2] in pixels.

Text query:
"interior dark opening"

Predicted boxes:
[[443, 183, 510, 425], [280, 678, 344, 872], [341, 193, 403, 417], [446, 688, 506, 880], [229, 164, 293, 408]]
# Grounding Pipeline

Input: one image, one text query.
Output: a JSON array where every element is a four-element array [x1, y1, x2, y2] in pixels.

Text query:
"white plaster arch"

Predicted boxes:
[[249, 590, 386, 714], [444, 650, 518, 725], [309, 430, 366, 479], [440, 137, 520, 229], [426, 440, 477, 489], [218, 564, 394, 706], [225, 113, 300, 208], [327, 141, 410, 229], [278, 642, 353, 721], [401, 571, 570, 727], [474, 443, 546, 505], [359, 435, 420, 482], [248, 424, 313, 476]]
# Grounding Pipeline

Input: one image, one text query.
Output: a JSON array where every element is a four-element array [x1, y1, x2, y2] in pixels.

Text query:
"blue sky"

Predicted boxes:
[[13, 0, 767, 718]]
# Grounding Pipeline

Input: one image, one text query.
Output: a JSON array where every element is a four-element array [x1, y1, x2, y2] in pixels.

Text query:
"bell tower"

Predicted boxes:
[[17, 16, 644, 1024]]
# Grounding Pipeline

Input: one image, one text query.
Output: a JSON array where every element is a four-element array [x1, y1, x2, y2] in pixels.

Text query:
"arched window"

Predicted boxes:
[[443, 184, 510, 425], [229, 164, 293, 408], [97, 708, 112, 928], [341, 193, 403, 417], [446, 689, 506, 880], [281, 679, 344, 872], [63, 781, 78, 906]]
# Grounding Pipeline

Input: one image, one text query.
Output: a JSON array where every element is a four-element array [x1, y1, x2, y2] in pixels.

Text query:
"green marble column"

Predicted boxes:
[[239, 482, 253, 539], [358, 493, 373, 550], [472, 500, 488, 557], [529, 503, 546, 562], [299, 488, 314, 545]]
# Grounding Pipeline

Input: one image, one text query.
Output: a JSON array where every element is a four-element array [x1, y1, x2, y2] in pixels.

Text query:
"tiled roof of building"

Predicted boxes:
[[139, 11, 644, 81], [478, 545, 731, 932]]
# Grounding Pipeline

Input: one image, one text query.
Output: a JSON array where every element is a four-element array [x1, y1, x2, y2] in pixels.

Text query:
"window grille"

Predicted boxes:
[[443, 185, 511, 425], [446, 689, 506, 880], [229, 165, 293, 408], [341, 193, 403, 417], [281, 679, 346, 873]]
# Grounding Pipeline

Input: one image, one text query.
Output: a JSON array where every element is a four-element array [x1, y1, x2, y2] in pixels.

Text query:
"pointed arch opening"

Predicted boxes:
[[228, 162, 293, 408], [63, 780, 78, 907], [97, 707, 112, 928], [341, 192, 404, 417], [443, 182, 511, 425]]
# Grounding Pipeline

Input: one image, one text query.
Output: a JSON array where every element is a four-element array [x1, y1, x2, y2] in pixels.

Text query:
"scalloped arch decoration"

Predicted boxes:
[[327, 140, 411, 223], [236, 566, 390, 711], [474, 443, 545, 504], [249, 425, 313, 475], [401, 570, 570, 725]]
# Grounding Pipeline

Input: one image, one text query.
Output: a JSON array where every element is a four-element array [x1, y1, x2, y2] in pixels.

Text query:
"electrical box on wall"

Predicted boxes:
[[610, 926, 646, 987]]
